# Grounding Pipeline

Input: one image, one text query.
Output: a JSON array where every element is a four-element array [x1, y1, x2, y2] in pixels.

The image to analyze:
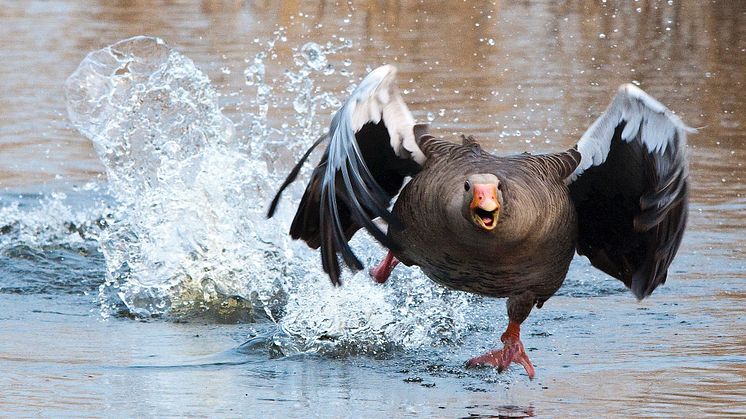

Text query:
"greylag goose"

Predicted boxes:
[[268, 65, 691, 379]]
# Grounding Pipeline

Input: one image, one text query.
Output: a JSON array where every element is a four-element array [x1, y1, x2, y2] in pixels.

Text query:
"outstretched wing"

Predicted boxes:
[[569, 84, 693, 299], [267, 65, 424, 284]]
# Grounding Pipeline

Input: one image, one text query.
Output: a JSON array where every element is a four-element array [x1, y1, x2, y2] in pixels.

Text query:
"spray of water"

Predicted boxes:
[[0, 190, 105, 251], [63, 35, 477, 356]]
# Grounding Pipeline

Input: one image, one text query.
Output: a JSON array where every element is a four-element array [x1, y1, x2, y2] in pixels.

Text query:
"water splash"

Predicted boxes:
[[240, 32, 354, 152], [64, 35, 476, 356], [0, 190, 108, 296], [0, 189, 107, 251], [65, 36, 280, 319]]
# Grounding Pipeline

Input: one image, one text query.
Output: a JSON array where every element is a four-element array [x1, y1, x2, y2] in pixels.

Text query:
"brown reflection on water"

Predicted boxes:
[[1, 1, 744, 188], [0, 0, 744, 416]]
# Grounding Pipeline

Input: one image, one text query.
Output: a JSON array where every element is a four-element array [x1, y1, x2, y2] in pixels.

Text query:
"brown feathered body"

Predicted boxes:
[[391, 138, 580, 306]]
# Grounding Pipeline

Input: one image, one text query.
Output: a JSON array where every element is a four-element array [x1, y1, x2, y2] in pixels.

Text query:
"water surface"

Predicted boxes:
[[1, 1, 745, 417]]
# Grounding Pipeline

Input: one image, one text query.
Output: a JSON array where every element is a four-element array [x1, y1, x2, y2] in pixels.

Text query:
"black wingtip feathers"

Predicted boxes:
[[266, 134, 328, 219]]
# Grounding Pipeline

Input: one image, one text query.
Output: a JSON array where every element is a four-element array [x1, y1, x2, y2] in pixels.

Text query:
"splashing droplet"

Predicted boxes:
[[300, 42, 329, 72], [244, 61, 265, 86]]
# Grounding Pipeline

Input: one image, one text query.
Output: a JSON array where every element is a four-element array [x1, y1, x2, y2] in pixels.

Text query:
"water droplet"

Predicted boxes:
[[300, 42, 328, 72], [244, 62, 265, 86], [293, 95, 309, 114], [322, 64, 335, 76]]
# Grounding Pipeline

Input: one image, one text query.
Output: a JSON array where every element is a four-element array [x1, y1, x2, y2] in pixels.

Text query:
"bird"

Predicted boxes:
[[267, 65, 691, 379]]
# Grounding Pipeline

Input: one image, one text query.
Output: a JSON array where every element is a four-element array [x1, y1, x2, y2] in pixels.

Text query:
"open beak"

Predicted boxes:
[[470, 184, 500, 231]]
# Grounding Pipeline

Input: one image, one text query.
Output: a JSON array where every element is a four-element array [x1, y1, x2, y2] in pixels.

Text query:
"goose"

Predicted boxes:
[[268, 65, 691, 379]]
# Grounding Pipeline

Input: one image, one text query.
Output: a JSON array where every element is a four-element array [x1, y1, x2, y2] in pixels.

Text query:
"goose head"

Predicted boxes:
[[462, 174, 502, 231]]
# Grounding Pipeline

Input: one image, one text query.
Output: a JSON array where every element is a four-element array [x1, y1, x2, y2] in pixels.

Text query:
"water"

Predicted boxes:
[[1, 1, 745, 417]]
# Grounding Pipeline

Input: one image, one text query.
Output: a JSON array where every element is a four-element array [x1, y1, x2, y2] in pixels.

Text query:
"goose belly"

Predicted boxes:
[[391, 211, 577, 299]]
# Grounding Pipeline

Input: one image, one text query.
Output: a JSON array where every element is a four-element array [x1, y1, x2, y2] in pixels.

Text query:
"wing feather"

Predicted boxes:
[[569, 84, 693, 299], [268, 65, 423, 285]]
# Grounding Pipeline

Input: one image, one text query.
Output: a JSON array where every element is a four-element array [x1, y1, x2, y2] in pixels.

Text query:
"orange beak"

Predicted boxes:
[[470, 184, 500, 230]]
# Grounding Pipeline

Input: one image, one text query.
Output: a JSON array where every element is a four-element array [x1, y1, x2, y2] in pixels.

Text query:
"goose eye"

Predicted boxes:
[[464, 181, 471, 191], [497, 182, 503, 191]]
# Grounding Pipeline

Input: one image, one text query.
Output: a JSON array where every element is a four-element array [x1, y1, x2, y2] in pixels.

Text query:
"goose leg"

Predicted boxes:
[[464, 321, 535, 379], [369, 251, 399, 283], [465, 293, 536, 379]]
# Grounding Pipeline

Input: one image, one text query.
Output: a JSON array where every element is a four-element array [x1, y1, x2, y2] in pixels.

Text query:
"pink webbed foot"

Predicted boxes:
[[465, 322, 535, 379], [368, 251, 399, 284]]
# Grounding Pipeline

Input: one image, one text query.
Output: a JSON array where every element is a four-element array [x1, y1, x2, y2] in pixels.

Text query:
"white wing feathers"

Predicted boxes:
[[272, 65, 424, 284], [572, 83, 695, 182], [345, 65, 424, 164]]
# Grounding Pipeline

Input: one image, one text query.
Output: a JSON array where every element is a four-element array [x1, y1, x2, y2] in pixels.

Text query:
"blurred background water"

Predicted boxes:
[[0, 1, 744, 417]]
